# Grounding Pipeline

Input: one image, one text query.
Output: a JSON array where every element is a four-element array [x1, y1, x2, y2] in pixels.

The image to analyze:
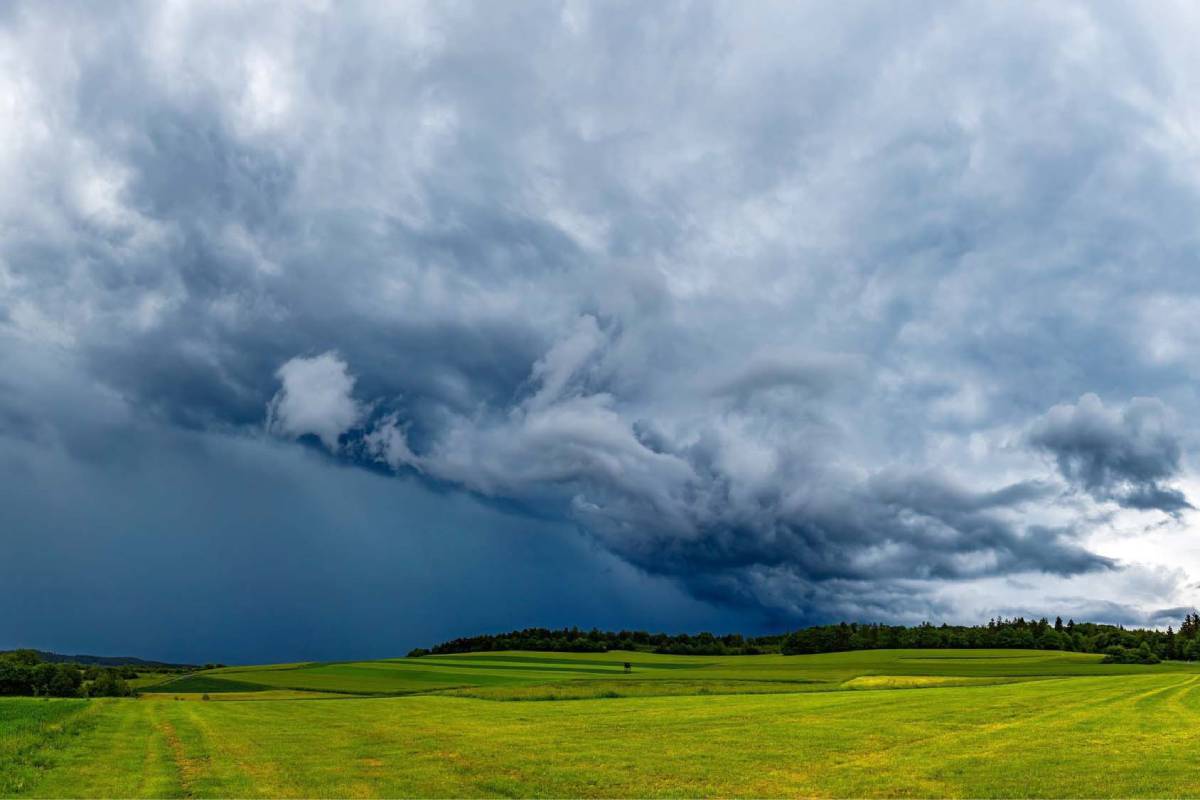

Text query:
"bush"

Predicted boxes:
[[87, 668, 131, 697], [1101, 644, 1160, 665], [50, 668, 81, 697], [1101, 645, 1128, 663]]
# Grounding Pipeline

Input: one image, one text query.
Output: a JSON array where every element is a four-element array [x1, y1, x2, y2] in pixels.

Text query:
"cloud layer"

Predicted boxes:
[[3, 1, 1200, 637], [1030, 394, 1192, 514]]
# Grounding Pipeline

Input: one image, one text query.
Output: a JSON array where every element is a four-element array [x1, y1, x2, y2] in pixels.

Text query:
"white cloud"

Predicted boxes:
[[267, 352, 361, 450]]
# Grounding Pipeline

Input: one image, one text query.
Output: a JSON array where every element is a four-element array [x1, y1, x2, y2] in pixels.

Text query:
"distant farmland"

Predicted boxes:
[[5, 649, 1200, 797]]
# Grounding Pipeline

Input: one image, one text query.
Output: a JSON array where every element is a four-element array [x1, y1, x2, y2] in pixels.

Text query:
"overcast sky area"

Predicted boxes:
[[5, 2, 1200, 663]]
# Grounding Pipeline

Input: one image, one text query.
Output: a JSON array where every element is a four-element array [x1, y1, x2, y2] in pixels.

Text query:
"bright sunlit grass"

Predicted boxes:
[[7, 649, 1200, 797]]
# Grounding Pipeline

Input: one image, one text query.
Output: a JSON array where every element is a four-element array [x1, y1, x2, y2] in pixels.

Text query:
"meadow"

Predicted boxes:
[[4, 649, 1200, 797]]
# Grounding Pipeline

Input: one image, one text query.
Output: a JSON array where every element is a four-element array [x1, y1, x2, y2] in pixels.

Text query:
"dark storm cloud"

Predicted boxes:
[[1029, 394, 1193, 514], [3, 0, 1200, 641], [0, 419, 747, 663], [323, 337, 1119, 617]]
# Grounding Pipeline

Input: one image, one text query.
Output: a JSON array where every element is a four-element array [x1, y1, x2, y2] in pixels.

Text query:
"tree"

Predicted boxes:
[[45, 664, 82, 697], [0, 662, 34, 695], [1039, 629, 1063, 651], [31, 663, 58, 695], [1101, 645, 1130, 664], [1, 649, 41, 667], [1136, 641, 1160, 664], [87, 668, 131, 697]]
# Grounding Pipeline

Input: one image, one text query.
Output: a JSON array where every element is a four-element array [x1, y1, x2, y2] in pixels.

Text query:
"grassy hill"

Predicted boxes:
[[135, 647, 1193, 698], [5, 649, 1200, 797]]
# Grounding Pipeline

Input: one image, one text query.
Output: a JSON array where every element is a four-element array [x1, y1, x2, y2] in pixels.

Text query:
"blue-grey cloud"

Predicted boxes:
[[3, 1, 1200, 651], [0, 415, 746, 664], [1029, 394, 1192, 514]]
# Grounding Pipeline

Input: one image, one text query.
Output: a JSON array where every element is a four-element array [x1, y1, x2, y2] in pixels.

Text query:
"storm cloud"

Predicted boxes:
[[4, 1, 1200, 656], [1030, 394, 1193, 514]]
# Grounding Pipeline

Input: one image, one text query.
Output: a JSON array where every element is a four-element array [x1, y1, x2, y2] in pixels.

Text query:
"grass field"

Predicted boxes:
[[5, 649, 1200, 797], [136, 648, 1195, 698]]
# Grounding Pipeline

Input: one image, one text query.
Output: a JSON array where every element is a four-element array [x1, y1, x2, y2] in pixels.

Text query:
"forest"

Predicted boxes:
[[413, 614, 1200, 663]]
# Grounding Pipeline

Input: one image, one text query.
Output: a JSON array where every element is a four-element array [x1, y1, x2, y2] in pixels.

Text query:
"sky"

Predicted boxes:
[[3, 1, 1200, 664]]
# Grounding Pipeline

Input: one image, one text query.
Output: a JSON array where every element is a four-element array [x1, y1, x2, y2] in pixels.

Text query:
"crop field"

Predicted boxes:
[[5, 649, 1200, 797]]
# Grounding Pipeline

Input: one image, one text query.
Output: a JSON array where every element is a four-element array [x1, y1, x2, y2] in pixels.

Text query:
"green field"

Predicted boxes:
[[5, 649, 1200, 797]]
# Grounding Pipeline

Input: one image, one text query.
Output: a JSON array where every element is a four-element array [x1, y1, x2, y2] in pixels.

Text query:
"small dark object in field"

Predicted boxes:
[[624, 662, 632, 672], [202, 693, 211, 701]]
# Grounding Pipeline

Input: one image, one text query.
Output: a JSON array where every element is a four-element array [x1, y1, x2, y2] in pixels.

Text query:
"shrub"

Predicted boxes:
[[87, 668, 131, 697], [1101, 645, 1132, 664]]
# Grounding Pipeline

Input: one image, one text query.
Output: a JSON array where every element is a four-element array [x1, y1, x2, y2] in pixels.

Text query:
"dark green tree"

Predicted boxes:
[[1, 649, 41, 666], [87, 668, 131, 697], [45, 664, 82, 697]]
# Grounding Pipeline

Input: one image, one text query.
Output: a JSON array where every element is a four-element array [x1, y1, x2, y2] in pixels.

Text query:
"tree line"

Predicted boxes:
[[0, 649, 134, 697], [779, 616, 1200, 664], [409, 627, 786, 657], [411, 614, 1200, 664]]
